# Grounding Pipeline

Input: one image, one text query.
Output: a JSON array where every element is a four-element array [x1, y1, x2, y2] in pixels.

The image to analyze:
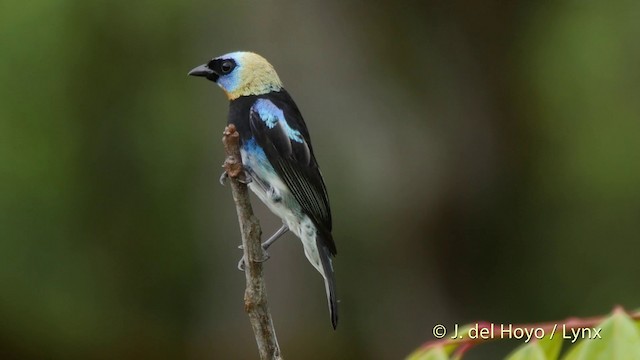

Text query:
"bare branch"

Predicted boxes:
[[222, 124, 283, 360]]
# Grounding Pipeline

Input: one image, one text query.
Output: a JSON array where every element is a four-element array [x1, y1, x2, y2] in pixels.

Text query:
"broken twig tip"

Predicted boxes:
[[221, 124, 245, 180], [223, 124, 239, 138]]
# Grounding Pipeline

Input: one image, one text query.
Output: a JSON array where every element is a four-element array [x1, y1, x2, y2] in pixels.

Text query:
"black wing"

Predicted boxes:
[[248, 95, 336, 255]]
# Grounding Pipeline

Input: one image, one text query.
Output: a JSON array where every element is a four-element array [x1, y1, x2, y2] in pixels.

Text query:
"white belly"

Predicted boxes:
[[241, 148, 324, 276]]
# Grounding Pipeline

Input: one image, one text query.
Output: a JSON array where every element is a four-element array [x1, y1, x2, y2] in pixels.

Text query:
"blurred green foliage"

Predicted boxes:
[[1, 0, 639, 359]]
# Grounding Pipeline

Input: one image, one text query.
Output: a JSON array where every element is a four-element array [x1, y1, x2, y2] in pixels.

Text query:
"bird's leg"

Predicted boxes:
[[237, 224, 290, 271], [262, 224, 289, 250]]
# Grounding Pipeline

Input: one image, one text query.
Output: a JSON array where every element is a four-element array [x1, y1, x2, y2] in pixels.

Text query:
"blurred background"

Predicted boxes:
[[2, 0, 639, 359]]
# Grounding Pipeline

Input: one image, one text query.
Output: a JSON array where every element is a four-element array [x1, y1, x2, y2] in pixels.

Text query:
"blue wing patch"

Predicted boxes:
[[252, 99, 304, 143], [247, 91, 334, 254]]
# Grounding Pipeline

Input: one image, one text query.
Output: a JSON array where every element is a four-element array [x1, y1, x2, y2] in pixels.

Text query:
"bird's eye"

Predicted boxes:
[[221, 61, 233, 73]]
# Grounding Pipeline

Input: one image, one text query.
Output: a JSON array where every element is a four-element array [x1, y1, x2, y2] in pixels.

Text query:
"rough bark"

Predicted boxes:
[[222, 124, 283, 360]]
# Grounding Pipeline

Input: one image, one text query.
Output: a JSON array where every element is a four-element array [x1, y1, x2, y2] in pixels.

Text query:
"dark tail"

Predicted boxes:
[[317, 237, 338, 329]]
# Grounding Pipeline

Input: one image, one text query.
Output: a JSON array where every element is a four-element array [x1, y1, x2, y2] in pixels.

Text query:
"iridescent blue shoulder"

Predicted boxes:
[[251, 98, 304, 143]]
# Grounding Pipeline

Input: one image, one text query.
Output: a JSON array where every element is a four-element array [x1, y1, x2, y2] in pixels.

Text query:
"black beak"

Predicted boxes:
[[188, 64, 218, 82]]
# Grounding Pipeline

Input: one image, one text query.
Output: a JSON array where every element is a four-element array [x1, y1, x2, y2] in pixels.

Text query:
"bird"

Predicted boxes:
[[189, 51, 338, 329]]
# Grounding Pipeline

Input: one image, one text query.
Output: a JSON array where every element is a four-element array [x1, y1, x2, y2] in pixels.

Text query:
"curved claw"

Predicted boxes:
[[219, 171, 228, 186], [236, 250, 270, 272], [219, 170, 252, 185]]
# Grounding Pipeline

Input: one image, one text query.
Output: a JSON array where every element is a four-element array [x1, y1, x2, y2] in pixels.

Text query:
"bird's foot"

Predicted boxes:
[[238, 171, 252, 184], [218, 170, 252, 186], [237, 245, 271, 271]]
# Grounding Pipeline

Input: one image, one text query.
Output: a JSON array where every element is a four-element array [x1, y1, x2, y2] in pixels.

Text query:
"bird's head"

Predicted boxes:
[[188, 51, 283, 100]]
